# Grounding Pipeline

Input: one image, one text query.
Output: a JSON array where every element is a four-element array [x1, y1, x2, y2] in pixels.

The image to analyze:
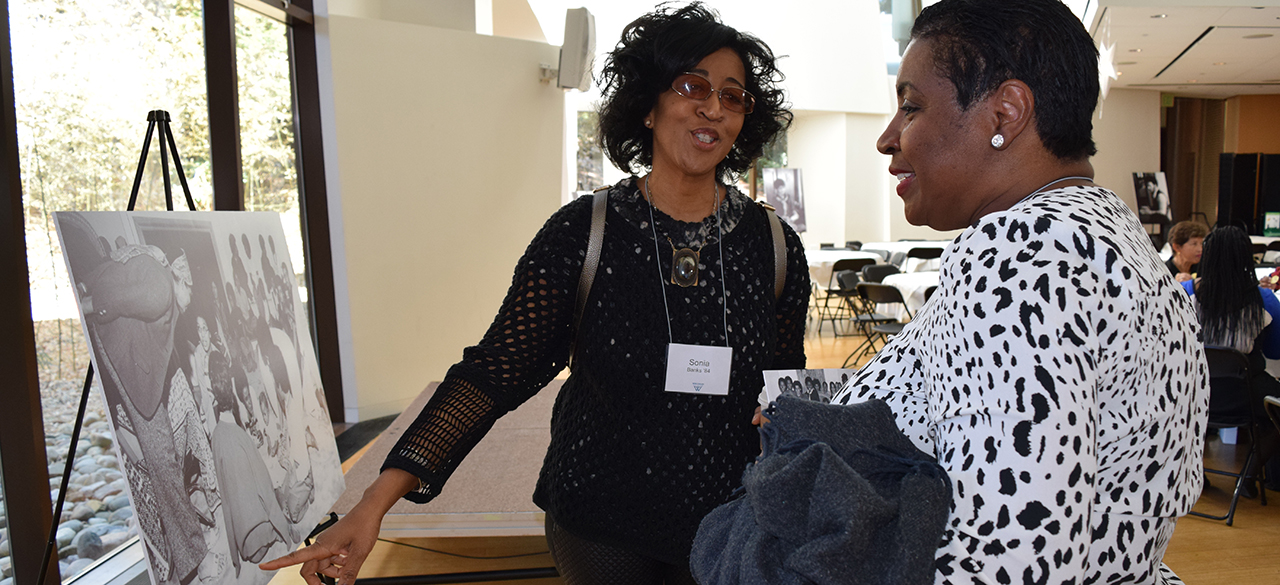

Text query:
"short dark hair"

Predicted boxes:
[[911, 0, 1099, 160], [597, 2, 791, 182], [1168, 221, 1208, 247]]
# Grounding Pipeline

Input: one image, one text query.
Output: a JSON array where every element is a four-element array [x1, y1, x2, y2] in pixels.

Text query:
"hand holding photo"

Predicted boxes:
[[760, 368, 854, 406]]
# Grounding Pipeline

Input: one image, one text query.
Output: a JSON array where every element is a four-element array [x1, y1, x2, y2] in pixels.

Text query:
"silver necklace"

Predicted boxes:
[[1014, 175, 1093, 207]]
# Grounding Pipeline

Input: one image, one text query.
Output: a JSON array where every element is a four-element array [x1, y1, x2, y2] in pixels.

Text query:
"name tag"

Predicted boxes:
[[664, 343, 732, 395]]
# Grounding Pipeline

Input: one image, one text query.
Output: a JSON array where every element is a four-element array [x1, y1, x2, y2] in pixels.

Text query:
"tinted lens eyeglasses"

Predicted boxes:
[[671, 73, 755, 114]]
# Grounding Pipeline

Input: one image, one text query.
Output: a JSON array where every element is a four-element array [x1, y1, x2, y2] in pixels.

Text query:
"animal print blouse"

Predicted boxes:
[[834, 185, 1207, 584]]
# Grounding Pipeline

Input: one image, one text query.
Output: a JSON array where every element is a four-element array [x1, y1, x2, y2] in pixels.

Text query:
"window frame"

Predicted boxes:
[[0, 0, 341, 582]]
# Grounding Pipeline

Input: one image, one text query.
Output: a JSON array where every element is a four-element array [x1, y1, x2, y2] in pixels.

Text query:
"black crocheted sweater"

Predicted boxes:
[[383, 177, 810, 564]]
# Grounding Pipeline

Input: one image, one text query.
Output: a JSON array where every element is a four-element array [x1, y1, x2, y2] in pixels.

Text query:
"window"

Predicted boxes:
[[0, 0, 332, 582], [14, 0, 210, 577]]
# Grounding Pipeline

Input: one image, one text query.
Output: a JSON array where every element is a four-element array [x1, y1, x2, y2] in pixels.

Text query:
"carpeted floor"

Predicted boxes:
[[335, 413, 398, 462]]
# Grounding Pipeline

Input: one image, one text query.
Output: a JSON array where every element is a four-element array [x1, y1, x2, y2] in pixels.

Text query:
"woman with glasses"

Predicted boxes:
[[263, 3, 806, 584]]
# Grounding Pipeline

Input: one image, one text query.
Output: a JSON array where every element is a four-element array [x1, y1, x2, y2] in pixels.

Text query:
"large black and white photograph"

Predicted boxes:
[[762, 167, 806, 232], [1132, 171, 1170, 225], [54, 211, 345, 585]]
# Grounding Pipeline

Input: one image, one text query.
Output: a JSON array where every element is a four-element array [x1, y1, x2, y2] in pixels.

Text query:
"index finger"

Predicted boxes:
[[259, 544, 334, 570]]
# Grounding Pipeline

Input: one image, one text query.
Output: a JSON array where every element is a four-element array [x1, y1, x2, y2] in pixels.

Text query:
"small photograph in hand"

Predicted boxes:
[[760, 369, 855, 406]]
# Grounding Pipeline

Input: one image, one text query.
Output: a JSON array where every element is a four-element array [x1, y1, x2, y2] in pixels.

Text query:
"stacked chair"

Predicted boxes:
[[841, 272, 912, 367], [814, 257, 876, 335]]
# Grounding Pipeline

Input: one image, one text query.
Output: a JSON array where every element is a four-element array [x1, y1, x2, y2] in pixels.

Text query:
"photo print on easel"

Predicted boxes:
[[1132, 171, 1171, 226], [55, 211, 345, 585], [762, 167, 806, 233]]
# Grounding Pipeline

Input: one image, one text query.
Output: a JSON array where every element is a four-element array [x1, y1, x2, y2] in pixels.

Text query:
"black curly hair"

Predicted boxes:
[[911, 0, 1099, 160], [596, 2, 791, 183]]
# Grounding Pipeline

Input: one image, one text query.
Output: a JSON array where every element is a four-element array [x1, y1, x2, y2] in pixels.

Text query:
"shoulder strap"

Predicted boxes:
[[758, 201, 787, 303], [571, 188, 608, 369]]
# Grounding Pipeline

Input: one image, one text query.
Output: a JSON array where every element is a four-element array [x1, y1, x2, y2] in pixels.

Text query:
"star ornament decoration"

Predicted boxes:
[[1099, 42, 1118, 99]]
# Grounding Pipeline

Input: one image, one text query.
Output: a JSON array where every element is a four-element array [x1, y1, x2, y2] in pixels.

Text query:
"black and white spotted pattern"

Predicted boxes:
[[834, 186, 1207, 584]]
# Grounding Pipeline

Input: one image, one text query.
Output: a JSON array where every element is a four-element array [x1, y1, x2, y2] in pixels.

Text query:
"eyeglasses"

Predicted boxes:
[[671, 72, 755, 114]]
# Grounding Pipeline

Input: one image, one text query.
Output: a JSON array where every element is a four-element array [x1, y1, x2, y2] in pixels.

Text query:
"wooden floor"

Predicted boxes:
[[274, 324, 1280, 585]]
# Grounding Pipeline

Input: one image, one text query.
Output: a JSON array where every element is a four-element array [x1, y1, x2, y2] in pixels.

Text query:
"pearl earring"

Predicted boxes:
[[991, 134, 1005, 149], [645, 119, 652, 128]]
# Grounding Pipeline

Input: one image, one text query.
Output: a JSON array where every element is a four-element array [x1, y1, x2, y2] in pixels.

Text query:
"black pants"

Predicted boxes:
[[544, 515, 698, 585]]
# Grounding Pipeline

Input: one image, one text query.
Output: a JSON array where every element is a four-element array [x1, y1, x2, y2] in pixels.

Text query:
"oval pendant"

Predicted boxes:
[[672, 248, 699, 287]]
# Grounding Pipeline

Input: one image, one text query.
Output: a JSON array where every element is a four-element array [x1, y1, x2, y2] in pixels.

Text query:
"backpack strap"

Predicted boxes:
[[570, 188, 609, 369], [759, 201, 787, 303]]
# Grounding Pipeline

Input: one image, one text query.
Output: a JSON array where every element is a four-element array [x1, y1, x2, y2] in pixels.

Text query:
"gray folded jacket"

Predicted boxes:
[[691, 397, 951, 585]]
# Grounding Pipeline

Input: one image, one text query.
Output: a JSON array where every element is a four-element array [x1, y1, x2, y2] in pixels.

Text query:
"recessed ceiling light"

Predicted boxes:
[[1151, 14, 1167, 18], [1244, 33, 1274, 39], [1129, 48, 1142, 53], [1119, 61, 1137, 65], [1117, 71, 1124, 76], [1187, 79, 1197, 83], [1213, 62, 1227, 66]]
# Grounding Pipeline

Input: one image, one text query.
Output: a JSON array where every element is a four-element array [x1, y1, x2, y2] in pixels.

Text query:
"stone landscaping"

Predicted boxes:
[[0, 380, 139, 585]]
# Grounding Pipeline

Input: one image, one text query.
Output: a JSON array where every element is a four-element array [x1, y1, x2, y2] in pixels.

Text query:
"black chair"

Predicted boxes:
[[816, 257, 877, 334], [923, 285, 938, 303], [838, 270, 894, 342], [905, 246, 943, 260], [1188, 346, 1269, 526], [1252, 242, 1268, 264], [842, 283, 912, 367], [820, 242, 836, 250], [846, 241, 863, 251], [1267, 241, 1280, 252], [860, 263, 900, 284]]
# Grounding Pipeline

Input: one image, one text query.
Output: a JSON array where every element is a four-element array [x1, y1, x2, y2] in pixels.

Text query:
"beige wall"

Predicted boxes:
[[1093, 88, 1162, 213], [329, 0, 477, 31], [789, 111, 853, 247], [1228, 94, 1280, 154], [328, 15, 564, 420]]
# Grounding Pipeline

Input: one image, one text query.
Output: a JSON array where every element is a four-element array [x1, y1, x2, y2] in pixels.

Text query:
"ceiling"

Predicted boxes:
[[1092, 3, 1280, 98]]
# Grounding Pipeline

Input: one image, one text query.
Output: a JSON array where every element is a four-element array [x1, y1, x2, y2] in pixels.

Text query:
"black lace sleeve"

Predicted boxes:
[[773, 214, 809, 369], [382, 198, 592, 503]]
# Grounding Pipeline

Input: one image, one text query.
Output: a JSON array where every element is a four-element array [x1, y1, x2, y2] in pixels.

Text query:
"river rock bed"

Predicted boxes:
[[0, 380, 139, 582]]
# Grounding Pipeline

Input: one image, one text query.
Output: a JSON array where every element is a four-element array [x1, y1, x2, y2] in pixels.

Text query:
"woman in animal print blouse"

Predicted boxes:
[[831, 0, 1208, 583]]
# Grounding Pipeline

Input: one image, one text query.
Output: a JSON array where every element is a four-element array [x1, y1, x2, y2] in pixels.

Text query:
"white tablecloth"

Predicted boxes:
[[860, 240, 949, 272], [807, 249, 882, 288], [880, 271, 940, 321]]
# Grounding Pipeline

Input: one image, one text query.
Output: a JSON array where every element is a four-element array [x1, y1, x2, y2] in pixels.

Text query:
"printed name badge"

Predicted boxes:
[[664, 343, 732, 395]]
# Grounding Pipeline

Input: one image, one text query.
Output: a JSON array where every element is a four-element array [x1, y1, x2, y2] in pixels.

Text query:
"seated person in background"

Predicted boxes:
[[1167, 220, 1208, 283], [1183, 226, 1280, 494], [829, 0, 1206, 582]]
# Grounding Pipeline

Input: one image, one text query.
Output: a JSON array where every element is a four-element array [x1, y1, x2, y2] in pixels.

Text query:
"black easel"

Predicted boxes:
[[38, 109, 197, 585]]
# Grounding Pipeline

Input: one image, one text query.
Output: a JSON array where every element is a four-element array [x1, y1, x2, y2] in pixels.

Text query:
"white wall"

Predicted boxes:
[[327, 15, 565, 421], [1093, 88, 1162, 213], [788, 112, 848, 247]]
